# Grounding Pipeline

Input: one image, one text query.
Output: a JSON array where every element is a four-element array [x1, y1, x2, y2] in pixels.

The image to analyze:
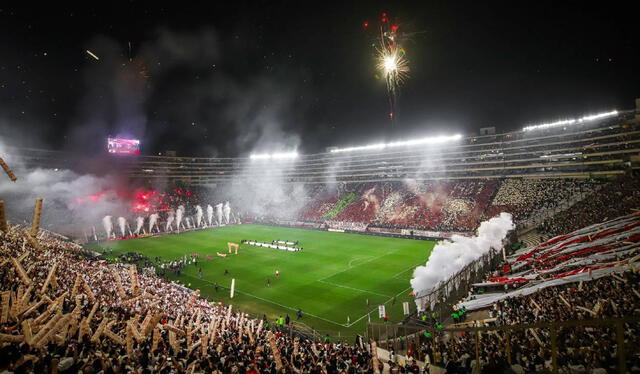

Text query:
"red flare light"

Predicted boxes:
[[75, 192, 105, 204]]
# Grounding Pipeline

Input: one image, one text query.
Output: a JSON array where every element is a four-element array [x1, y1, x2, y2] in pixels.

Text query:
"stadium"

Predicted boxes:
[[1, 3, 640, 374]]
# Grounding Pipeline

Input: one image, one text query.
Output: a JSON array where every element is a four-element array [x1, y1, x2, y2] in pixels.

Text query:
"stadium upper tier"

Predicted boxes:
[[6, 111, 639, 184]]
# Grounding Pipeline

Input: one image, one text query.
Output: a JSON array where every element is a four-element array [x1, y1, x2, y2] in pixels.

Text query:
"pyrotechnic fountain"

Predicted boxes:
[[102, 216, 113, 238], [166, 211, 175, 231], [135, 216, 144, 235], [148, 213, 159, 233], [207, 204, 213, 226], [117, 216, 126, 237], [195, 205, 203, 228], [223, 202, 231, 224], [176, 205, 184, 232], [215, 203, 223, 226]]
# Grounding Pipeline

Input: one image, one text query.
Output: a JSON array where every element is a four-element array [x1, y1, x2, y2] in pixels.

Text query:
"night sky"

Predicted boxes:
[[0, 1, 638, 157]]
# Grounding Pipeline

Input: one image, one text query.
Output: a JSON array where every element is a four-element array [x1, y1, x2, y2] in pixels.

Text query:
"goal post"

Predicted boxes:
[[227, 242, 239, 254]]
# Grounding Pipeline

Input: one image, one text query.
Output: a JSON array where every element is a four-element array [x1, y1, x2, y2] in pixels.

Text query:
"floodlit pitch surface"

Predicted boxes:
[[91, 224, 435, 337]]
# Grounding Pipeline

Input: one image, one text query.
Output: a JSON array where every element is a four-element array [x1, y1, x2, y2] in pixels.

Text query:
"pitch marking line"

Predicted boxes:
[[345, 285, 413, 328], [317, 280, 391, 298], [348, 256, 372, 268], [391, 263, 422, 279], [318, 250, 396, 282], [179, 274, 347, 327]]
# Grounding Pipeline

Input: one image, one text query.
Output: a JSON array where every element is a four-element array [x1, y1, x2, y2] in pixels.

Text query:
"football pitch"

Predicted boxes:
[[89, 224, 435, 338]]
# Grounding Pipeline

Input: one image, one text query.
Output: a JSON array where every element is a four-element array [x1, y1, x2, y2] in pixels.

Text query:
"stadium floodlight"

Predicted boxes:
[[250, 152, 299, 160], [522, 110, 618, 132], [329, 134, 463, 153]]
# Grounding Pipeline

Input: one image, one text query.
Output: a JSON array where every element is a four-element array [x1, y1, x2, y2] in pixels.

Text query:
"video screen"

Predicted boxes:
[[107, 137, 140, 155]]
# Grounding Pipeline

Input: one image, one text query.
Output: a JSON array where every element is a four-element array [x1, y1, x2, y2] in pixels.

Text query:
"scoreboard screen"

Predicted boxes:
[[107, 137, 140, 155]]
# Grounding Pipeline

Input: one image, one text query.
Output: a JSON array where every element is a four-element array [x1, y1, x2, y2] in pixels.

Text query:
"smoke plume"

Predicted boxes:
[[176, 205, 184, 231], [148, 213, 159, 233], [410, 212, 514, 310], [166, 211, 175, 231], [207, 204, 213, 226], [102, 216, 113, 238], [223, 202, 231, 224], [134, 216, 144, 234], [195, 205, 203, 227], [117, 216, 127, 237], [215, 203, 222, 226]]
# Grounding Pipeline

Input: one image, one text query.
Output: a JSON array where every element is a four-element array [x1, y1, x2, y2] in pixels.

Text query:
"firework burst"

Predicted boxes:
[[377, 44, 409, 97], [367, 12, 411, 122]]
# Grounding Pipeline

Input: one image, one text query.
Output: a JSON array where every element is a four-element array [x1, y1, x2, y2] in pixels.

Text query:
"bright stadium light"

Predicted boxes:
[[330, 134, 463, 153], [522, 110, 618, 132], [250, 152, 299, 160]]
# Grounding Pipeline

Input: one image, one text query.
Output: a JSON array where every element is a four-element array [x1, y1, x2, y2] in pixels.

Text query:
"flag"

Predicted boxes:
[[378, 305, 385, 318], [230, 278, 236, 298], [402, 301, 410, 315]]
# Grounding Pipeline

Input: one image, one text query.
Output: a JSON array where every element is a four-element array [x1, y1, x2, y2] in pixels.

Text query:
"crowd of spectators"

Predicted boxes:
[[4, 221, 636, 373], [485, 179, 601, 223], [3, 174, 640, 373], [295, 177, 633, 235], [417, 271, 640, 373], [299, 180, 498, 233], [0, 225, 376, 373], [540, 177, 640, 237]]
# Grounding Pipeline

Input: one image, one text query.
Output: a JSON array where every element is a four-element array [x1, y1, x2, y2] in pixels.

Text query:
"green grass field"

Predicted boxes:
[[88, 224, 434, 338]]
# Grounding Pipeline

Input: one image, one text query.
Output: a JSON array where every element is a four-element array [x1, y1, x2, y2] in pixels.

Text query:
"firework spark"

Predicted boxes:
[[369, 12, 410, 123], [377, 45, 409, 96], [86, 50, 100, 60]]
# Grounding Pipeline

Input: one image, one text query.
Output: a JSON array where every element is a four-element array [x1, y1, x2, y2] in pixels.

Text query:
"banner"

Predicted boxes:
[[378, 305, 385, 318]]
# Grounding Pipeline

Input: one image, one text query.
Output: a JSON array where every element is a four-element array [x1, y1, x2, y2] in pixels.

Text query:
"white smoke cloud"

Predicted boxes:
[[410, 212, 514, 310], [208, 157, 310, 221], [207, 204, 213, 226], [176, 205, 184, 231], [215, 203, 222, 226], [223, 201, 231, 224], [195, 205, 203, 227], [102, 215, 113, 238], [166, 211, 175, 231], [148, 213, 159, 233], [117, 216, 127, 237], [0, 140, 134, 236], [134, 216, 144, 234]]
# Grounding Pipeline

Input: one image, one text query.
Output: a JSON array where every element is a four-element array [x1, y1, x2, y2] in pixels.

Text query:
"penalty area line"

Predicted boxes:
[[317, 280, 391, 298], [318, 250, 396, 282], [348, 256, 373, 269], [391, 263, 422, 279], [345, 285, 413, 328], [179, 274, 348, 327]]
